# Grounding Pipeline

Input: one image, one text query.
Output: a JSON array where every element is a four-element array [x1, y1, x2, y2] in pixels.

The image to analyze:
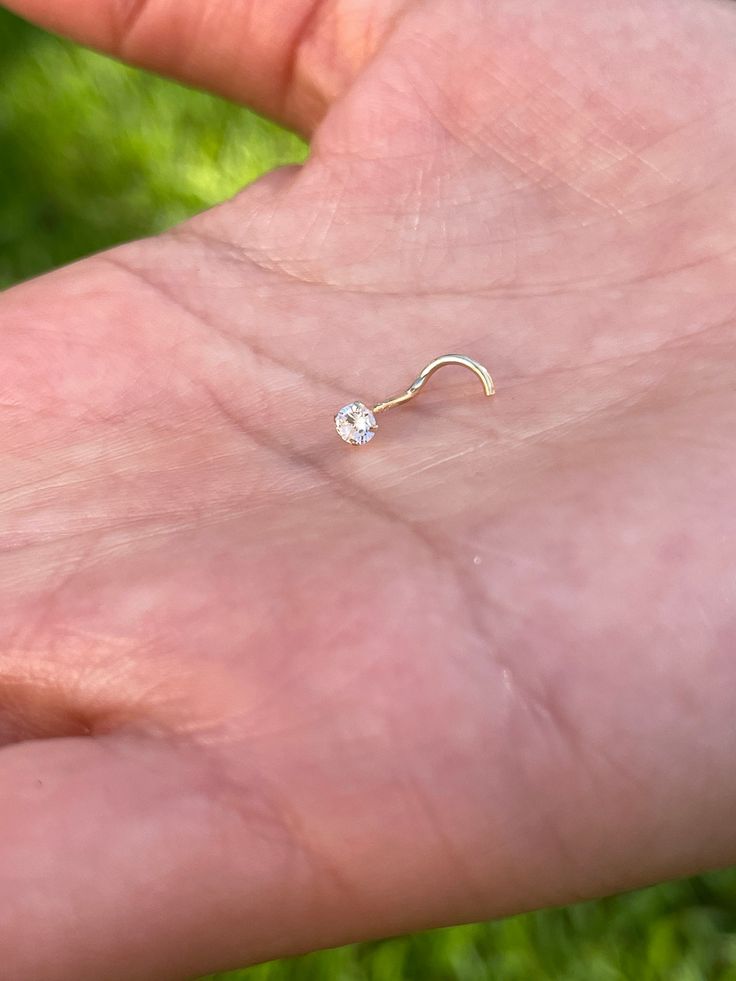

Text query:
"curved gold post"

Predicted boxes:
[[372, 354, 495, 414]]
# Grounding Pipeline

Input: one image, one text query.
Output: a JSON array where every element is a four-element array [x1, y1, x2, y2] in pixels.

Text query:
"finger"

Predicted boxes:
[[1, 0, 407, 135]]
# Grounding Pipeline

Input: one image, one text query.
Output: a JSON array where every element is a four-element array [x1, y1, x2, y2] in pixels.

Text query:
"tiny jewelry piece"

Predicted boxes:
[[334, 354, 495, 445]]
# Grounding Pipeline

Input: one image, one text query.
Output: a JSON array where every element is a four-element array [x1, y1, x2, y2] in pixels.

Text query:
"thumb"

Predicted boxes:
[[0, 734, 274, 980]]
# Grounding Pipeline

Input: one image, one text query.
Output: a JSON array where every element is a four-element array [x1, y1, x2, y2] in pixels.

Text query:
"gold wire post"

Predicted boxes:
[[372, 354, 495, 414], [334, 354, 495, 445]]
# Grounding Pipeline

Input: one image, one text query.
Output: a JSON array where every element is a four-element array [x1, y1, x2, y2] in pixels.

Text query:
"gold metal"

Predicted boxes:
[[372, 354, 495, 414], [334, 354, 494, 445]]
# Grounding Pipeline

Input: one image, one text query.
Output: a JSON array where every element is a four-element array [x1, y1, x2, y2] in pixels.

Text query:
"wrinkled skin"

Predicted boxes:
[[1, 0, 736, 978]]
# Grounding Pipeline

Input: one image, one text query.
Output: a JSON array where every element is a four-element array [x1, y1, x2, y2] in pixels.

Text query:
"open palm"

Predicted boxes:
[[1, 0, 736, 978]]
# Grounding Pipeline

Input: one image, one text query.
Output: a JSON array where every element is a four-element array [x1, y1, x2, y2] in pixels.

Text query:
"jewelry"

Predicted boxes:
[[334, 354, 495, 445]]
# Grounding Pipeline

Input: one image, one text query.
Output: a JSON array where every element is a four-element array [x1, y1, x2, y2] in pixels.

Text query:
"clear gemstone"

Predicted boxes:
[[335, 401, 377, 445]]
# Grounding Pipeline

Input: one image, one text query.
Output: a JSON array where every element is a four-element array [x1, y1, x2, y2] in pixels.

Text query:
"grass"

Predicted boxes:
[[1, 7, 735, 979], [0, 8, 305, 287], [204, 877, 736, 980]]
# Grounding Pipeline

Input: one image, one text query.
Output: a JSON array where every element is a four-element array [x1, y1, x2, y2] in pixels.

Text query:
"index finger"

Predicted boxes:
[[1, 0, 407, 135]]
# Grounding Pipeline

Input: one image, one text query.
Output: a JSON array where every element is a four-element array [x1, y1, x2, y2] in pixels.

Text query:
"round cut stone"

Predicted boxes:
[[335, 401, 377, 445]]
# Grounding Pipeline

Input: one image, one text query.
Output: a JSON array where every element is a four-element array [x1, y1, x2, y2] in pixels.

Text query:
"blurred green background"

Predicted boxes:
[[1, 8, 735, 980]]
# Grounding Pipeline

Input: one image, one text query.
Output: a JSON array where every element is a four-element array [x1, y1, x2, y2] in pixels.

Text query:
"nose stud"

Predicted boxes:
[[334, 354, 495, 445]]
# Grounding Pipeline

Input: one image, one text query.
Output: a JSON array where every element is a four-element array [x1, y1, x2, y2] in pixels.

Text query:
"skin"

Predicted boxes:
[[0, 0, 735, 977]]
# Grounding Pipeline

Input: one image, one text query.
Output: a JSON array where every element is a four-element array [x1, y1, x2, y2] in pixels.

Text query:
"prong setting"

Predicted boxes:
[[334, 402, 378, 445]]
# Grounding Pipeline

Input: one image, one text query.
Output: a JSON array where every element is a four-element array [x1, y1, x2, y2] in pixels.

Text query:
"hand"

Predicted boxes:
[[1, 0, 735, 978]]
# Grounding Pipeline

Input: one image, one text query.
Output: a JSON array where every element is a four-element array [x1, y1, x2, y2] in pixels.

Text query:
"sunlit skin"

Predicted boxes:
[[0, 0, 735, 978]]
